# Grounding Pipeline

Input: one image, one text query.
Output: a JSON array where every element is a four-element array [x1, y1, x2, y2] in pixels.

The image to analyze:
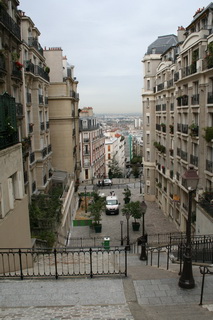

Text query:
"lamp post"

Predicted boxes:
[[120, 221, 124, 245], [178, 166, 199, 289], [126, 212, 130, 250], [140, 200, 147, 260], [84, 186, 87, 213]]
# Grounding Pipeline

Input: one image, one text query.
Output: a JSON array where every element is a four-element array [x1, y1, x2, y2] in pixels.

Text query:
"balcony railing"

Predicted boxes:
[[191, 94, 199, 105], [11, 62, 22, 80], [42, 147, 47, 158], [167, 79, 173, 88], [28, 37, 43, 56], [48, 144, 52, 153], [28, 123, 34, 133], [207, 92, 213, 104], [162, 104, 166, 111], [182, 64, 197, 78], [0, 131, 18, 150], [43, 174, 47, 185], [181, 150, 187, 161], [0, 54, 6, 72], [0, 6, 21, 40], [39, 95, 43, 104], [24, 61, 49, 82], [30, 152, 35, 164], [206, 159, 213, 173], [157, 83, 164, 91], [190, 154, 198, 167], [40, 122, 45, 131], [174, 72, 179, 82], [32, 181, 36, 193], [16, 103, 23, 118], [26, 92, 31, 104]]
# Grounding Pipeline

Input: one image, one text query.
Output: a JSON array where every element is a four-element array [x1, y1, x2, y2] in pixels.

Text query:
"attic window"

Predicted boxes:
[[152, 48, 156, 54]]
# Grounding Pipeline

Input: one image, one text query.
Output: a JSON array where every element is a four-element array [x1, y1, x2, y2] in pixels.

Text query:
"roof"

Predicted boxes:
[[146, 34, 178, 55]]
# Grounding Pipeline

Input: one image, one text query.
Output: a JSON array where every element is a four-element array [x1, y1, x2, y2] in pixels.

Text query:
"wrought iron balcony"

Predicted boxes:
[[0, 54, 6, 72], [191, 94, 199, 105], [32, 181, 36, 193], [16, 103, 23, 118], [43, 174, 47, 185], [0, 131, 18, 150], [39, 95, 43, 105], [28, 123, 34, 133], [28, 37, 43, 56], [206, 159, 213, 173], [157, 83, 164, 91], [26, 92, 31, 104], [40, 122, 45, 131], [30, 152, 35, 164], [11, 62, 22, 80], [0, 6, 21, 40], [167, 79, 173, 88], [42, 147, 47, 158], [207, 92, 213, 104], [190, 154, 199, 167], [181, 150, 188, 161]]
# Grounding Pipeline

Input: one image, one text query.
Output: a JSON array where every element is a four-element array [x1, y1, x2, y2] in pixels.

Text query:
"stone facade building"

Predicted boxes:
[[142, 4, 213, 235]]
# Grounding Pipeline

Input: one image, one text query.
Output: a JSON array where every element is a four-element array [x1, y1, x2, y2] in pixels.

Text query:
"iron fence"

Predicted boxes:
[[0, 247, 127, 280]]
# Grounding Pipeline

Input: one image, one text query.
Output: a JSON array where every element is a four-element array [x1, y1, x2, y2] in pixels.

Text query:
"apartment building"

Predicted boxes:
[[142, 4, 213, 235], [20, 11, 52, 197], [104, 131, 125, 177], [43, 48, 81, 244], [0, 0, 31, 248], [79, 107, 105, 181]]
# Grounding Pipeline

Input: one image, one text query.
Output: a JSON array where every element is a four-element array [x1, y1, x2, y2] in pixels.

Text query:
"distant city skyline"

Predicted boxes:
[[19, 0, 211, 114]]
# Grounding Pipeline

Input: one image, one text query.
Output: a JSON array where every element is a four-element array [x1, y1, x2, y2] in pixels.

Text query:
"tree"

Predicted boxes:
[[108, 156, 123, 178], [132, 165, 140, 178], [88, 192, 106, 226], [123, 187, 131, 204], [122, 201, 142, 223]]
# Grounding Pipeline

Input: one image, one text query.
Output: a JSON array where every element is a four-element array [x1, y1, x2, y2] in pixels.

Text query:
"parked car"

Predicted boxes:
[[103, 178, 112, 186]]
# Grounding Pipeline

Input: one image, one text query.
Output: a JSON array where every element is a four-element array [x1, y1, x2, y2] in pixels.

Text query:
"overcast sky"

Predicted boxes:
[[19, 0, 211, 114]]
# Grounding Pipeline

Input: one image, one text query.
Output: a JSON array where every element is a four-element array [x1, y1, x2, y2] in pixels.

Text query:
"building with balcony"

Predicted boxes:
[[20, 11, 52, 197], [142, 3, 213, 235], [0, 1, 31, 249], [43, 48, 80, 241], [104, 130, 125, 178], [79, 107, 105, 181]]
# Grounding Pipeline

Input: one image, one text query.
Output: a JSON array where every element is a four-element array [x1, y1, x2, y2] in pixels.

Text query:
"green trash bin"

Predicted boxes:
[[103, 236, 110, 250]]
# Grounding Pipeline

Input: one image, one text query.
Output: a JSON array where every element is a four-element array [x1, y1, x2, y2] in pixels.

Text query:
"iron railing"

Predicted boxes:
[[0, 247, 127, 280]]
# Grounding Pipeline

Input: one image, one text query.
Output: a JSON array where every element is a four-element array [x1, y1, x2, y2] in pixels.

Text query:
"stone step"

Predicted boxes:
[[143, 304, 213, 320]]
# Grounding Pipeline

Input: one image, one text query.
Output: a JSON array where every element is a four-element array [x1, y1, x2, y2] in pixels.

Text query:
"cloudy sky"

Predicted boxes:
[[19, 0, 211, 114]]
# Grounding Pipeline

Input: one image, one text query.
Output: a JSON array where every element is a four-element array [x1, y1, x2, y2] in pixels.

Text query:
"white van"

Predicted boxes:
[[105, 195, 120, 215]]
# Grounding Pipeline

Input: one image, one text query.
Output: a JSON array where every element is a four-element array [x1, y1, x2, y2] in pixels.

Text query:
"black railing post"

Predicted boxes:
[[54, 248, 58, 279], [167, 245, 170, 270], [19, 249, 24, 280], [199, 267, 206, 305], [89, 248, 93, 278], [125, 247, 127, 277]]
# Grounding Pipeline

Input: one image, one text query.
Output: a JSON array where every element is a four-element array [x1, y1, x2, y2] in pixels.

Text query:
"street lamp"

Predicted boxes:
[[120, 221, 124, 245], [84, 186, 87, 213], [140, 200, 147, 260], [178, 166, 199, 289], [125, 212, 130, 250]]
